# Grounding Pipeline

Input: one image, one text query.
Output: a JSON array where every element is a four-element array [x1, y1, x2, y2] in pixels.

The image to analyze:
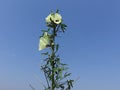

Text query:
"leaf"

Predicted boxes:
[[70, 80, 74, 87], [41, 52, 48, 55], [59, 70, 62, 79], [62, 23, 67, 27], [61, 63, 67, 66], [60, 23, 67, 32], [41, 30, 48, 32], [56, 9, 59, 13], [64, 72, 71, 78], [55, 44, 59, 53], [59, 84, 64, 89]]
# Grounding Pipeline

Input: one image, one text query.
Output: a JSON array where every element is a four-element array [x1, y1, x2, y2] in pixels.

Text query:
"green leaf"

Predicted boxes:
[[61, 63, 67, 66], [64, 72, 71, 78], [41, 30, 48, 32], [59, 70, 62, 79], [55, 44, 59, 53], [41, 52, 48, 55], [60, 23, 67, 32], [56, 9, 59, 13], [70, 80, 74, 87], [59, 84, 64, 89]]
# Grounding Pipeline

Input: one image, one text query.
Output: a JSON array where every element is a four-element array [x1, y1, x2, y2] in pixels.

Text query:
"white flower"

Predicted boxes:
[[39, 32, 50, 50], [45, 13, 62, 24], [45, 14, 52, 23]]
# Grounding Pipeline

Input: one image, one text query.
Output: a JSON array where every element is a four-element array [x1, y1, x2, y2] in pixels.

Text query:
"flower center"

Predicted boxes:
[[55, 20, 59, 22]]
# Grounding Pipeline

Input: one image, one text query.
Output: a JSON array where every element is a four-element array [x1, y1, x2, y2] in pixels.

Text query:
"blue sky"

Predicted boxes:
[[0, 0, 120, 90]]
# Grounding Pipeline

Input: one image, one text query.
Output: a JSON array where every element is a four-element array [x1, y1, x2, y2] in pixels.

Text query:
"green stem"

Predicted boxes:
[[51, 25, 56, 90], [51, 53, 55, 90]]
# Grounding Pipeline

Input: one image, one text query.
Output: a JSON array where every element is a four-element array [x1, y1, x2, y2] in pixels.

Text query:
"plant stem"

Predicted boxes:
[[51, 53, 55, 90], [51, 25, 56, 90]]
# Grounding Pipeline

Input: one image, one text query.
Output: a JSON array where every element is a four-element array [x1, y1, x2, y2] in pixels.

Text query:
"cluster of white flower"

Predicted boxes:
[[39, 12, 62, 50]]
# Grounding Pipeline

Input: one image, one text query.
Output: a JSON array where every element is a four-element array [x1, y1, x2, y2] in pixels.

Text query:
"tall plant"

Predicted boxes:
[[39, 10, 74, 90]]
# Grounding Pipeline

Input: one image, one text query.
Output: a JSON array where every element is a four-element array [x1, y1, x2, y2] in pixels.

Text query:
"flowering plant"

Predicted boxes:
[[39, 10, 74, 90]]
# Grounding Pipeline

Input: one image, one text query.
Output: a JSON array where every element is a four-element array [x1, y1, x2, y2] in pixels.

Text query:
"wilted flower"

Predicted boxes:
[[39, 32, 50, 50], [46, 13, 62, 24]]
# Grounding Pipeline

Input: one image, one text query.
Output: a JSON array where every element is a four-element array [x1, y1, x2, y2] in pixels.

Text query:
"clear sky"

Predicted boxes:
[[0, 0, 120, 90]]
